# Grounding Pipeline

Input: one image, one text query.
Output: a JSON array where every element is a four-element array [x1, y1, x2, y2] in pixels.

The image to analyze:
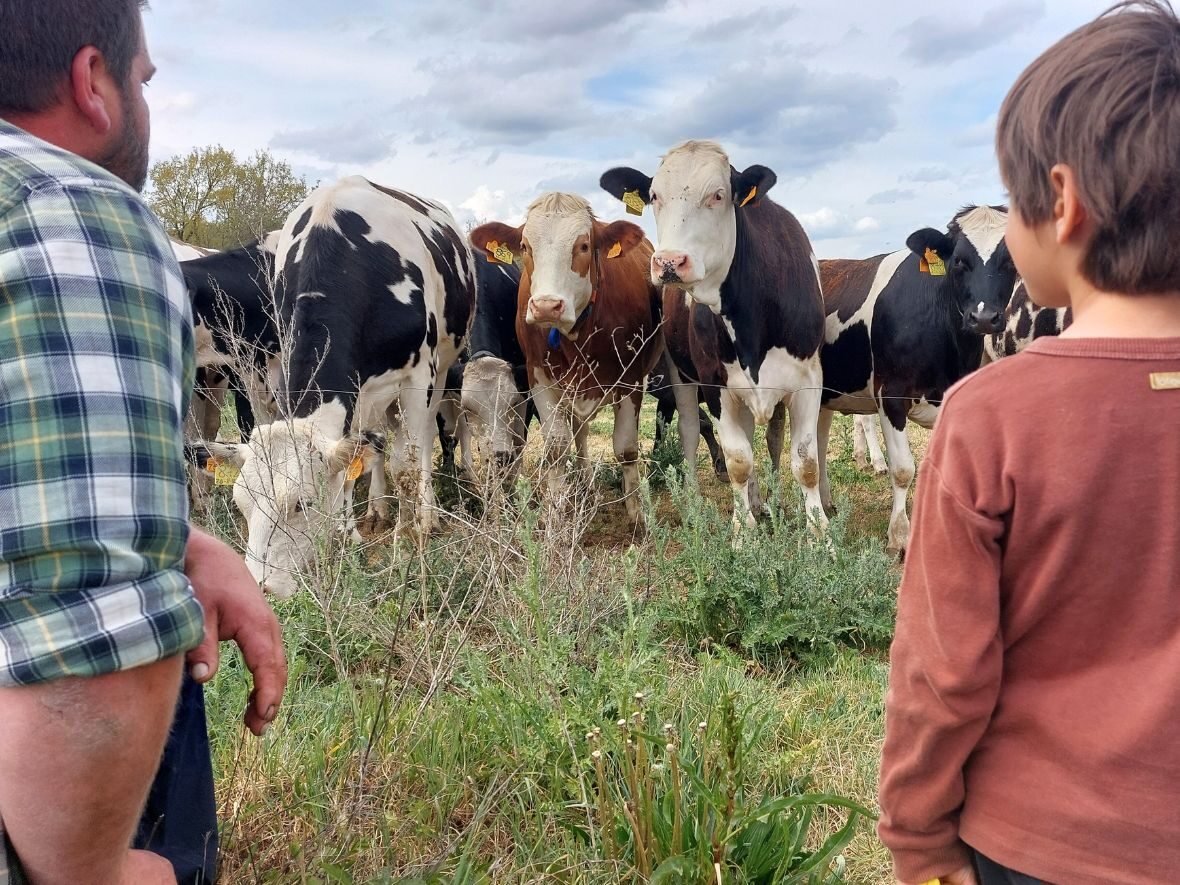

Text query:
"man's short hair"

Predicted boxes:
[[997, 1, 1180, 295], [0, 0, 147, 115]]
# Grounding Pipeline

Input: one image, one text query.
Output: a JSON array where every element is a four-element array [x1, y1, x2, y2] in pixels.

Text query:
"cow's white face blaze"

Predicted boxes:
[[215, 400, 365, 597], [519, 193, 597, 334], [647, 143, 738, 310], [460, 356, 524, 461]]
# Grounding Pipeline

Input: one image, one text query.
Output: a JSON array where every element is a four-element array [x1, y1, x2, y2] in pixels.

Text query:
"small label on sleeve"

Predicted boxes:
[[1149, 372, 1180, 390]]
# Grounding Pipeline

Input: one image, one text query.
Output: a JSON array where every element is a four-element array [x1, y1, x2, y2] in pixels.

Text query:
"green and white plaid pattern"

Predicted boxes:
[[0, 120, 203, 687]]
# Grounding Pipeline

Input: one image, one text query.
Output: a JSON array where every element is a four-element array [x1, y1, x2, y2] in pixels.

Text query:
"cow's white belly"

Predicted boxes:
[[724, 347, 821, 425]]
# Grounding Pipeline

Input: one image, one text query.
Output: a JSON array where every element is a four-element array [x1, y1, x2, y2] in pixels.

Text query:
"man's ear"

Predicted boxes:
[[905, 228, 955, 260], [599, 220, 647, 259], [470, 222, 524, 260], [731, 164, 776, 209], [69, 46, 116, 135], [599, 167, 653, 204]]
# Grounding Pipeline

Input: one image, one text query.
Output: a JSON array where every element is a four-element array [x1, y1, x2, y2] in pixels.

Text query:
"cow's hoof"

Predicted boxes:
[[357, 513, 391, 536], [823, 502, 837, 518], [873, 462, 888, 476]]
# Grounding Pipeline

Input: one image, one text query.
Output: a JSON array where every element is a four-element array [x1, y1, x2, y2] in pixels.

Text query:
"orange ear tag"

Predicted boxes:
[[213, 460, 240, 486], [346, 456, 365, 482], [924, 247, 946, 276], [919, 257, 930, 273], [606, 242, 622, 259], [740, 186, 757, 207]]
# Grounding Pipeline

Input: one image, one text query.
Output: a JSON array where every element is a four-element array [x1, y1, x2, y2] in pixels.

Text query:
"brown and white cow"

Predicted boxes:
[[470, 193, 662, 524], [601, 141, 829, 531]]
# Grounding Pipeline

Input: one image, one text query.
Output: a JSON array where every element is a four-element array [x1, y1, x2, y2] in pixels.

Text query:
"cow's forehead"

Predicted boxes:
[[655, 142, 731, 192], [954, 206, 1007, 263], [523, 203, 593, 251]]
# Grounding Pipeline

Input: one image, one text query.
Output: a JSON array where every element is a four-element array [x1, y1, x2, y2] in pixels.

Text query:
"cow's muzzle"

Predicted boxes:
[[965, 305, 1004, 335], [652, 251, 693, 285]]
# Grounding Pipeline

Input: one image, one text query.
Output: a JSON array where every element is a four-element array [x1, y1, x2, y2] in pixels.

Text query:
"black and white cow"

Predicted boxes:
[[201, 176, 475, 596], [818, 205, 1019, 552], [181, 233, 281, 439], [601, 140, 828, 530], [983, 281, 1072, 362]]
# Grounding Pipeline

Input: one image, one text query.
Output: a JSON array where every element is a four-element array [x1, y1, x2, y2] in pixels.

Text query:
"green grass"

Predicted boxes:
[[197, 409, 923, 883]]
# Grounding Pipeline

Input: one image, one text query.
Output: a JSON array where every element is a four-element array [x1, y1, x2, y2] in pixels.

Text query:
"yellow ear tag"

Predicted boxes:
[[345, 455, 365, 482], [924, 247, 946, 276], [492, 243, 515, 265], [740, 186, 757, 208], [622, 190, 645, 216], [606, 242, 622, 259], [213, 460, 240, 487]]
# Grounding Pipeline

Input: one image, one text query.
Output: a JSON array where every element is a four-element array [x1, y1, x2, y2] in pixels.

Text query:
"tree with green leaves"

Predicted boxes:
[[147, 146, 310, 250]]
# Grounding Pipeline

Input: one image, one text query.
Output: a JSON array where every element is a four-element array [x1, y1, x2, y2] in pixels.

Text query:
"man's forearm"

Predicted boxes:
[[0, 655, 183, 884]]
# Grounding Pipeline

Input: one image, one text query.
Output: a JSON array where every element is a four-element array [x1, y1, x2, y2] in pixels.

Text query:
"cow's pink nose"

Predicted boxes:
[[652, 251, 692, 282], [528, 296, 564, 324]]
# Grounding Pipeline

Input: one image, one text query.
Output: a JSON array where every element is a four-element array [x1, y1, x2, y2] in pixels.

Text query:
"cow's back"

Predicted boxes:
[[275, 176, 475, 415]]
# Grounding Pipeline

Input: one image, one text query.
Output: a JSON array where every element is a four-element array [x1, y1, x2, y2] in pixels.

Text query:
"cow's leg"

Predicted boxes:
[[409, 375, 446, 538], [767, 402, 787, 473], [613, 391, 644, 525], [698, 406, 726, 480], [853, 414, 888, 474], [358, 415, 393, 536], [455, 408, 474, 480], [786, 385, 829, 533], [878, 395, 916, 555], [533, 383, 572, 502], [818, 408, 835, 517], [669, 367, 702, 486], [718, 390, 758, 531]]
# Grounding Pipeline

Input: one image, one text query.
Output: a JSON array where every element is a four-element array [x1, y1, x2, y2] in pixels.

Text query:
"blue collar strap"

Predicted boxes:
[[548, 299, 595, 349]]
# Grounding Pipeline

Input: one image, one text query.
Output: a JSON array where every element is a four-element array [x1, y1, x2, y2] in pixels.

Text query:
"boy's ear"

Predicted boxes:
[[599, 220, 646, 259], [470, 222, 524, 260], [600, 167, 653, 204], [906, 228, 955, 260], [731, 164, 777, 208]]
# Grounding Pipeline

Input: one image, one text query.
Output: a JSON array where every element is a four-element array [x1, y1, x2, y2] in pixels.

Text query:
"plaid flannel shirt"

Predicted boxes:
[[0, 119, 203, 689]]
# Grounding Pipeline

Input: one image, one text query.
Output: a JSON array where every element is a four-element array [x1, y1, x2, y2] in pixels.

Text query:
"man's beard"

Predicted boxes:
[[97, 94, 149, 192]]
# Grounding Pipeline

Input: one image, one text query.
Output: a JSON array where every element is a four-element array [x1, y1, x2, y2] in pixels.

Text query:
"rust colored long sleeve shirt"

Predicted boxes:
[[878, 337, 1180, 885]]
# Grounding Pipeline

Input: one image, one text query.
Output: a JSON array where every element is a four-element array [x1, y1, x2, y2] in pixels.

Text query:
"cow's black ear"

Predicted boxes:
[[906, 228, 954, 260], [600, 167, 652, 204], [731, 165, 776, 208]]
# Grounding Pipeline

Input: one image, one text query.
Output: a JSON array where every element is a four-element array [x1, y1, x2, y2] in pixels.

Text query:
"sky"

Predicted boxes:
[[144, 0, 1114, 259]]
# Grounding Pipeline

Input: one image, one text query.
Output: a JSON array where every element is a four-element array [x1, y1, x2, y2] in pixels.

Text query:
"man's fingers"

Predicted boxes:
[[185, 617, 220, 684], [234, 615, 287, 736]]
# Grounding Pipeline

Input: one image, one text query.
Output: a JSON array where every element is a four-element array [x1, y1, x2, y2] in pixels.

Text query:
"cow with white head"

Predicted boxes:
[[601, 141, 829, 530]]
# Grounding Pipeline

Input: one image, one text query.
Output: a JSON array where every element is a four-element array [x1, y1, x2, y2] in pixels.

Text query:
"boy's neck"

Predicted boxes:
[[1062, 284, 1180, 339]]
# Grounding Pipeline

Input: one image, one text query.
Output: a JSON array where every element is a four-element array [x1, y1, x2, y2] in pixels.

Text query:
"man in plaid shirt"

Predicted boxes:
[[0, 2, 287, 883]]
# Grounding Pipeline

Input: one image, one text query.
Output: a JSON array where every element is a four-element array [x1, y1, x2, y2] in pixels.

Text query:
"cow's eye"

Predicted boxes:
[[954, 257, 969, 272], [580, 242, 589, 253], [650, 192, 659, 203], [713, 189, 725, 203]]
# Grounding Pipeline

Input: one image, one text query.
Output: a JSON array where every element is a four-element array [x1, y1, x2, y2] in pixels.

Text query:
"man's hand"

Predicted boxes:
[[897, 865, 979, 885], [184, 526, 287, 736]]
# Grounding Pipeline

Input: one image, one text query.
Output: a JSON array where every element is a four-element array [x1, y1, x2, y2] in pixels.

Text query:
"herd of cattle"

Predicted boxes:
[[175, 140, 1069, 597]]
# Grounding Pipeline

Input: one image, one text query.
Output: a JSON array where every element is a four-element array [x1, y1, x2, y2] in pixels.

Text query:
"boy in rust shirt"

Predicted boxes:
[[878, 3, 1180, 884]]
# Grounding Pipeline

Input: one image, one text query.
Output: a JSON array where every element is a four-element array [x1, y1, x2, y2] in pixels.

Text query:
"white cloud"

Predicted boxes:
[[854, 216, 881, 232]]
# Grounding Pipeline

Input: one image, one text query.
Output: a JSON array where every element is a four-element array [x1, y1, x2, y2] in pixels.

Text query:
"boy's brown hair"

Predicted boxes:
[[996, 1, 1180, 295]]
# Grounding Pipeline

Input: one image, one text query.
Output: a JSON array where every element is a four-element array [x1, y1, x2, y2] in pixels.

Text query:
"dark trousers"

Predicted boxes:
[[972, 848, 1047, 885], [134, 673, 219, 884]]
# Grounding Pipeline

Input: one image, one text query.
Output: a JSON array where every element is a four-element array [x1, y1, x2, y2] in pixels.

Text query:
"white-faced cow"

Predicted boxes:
[[470, 193, 661, 524], [601, 140, 828, 530], [984, 281, 1072, 362], [201, 176, 475, 596], [457, 258, 532, 473], [818, 205, 1019, 553]]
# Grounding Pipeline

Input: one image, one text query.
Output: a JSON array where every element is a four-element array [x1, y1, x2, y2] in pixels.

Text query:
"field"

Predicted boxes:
[[196, 407, 930, 884]]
